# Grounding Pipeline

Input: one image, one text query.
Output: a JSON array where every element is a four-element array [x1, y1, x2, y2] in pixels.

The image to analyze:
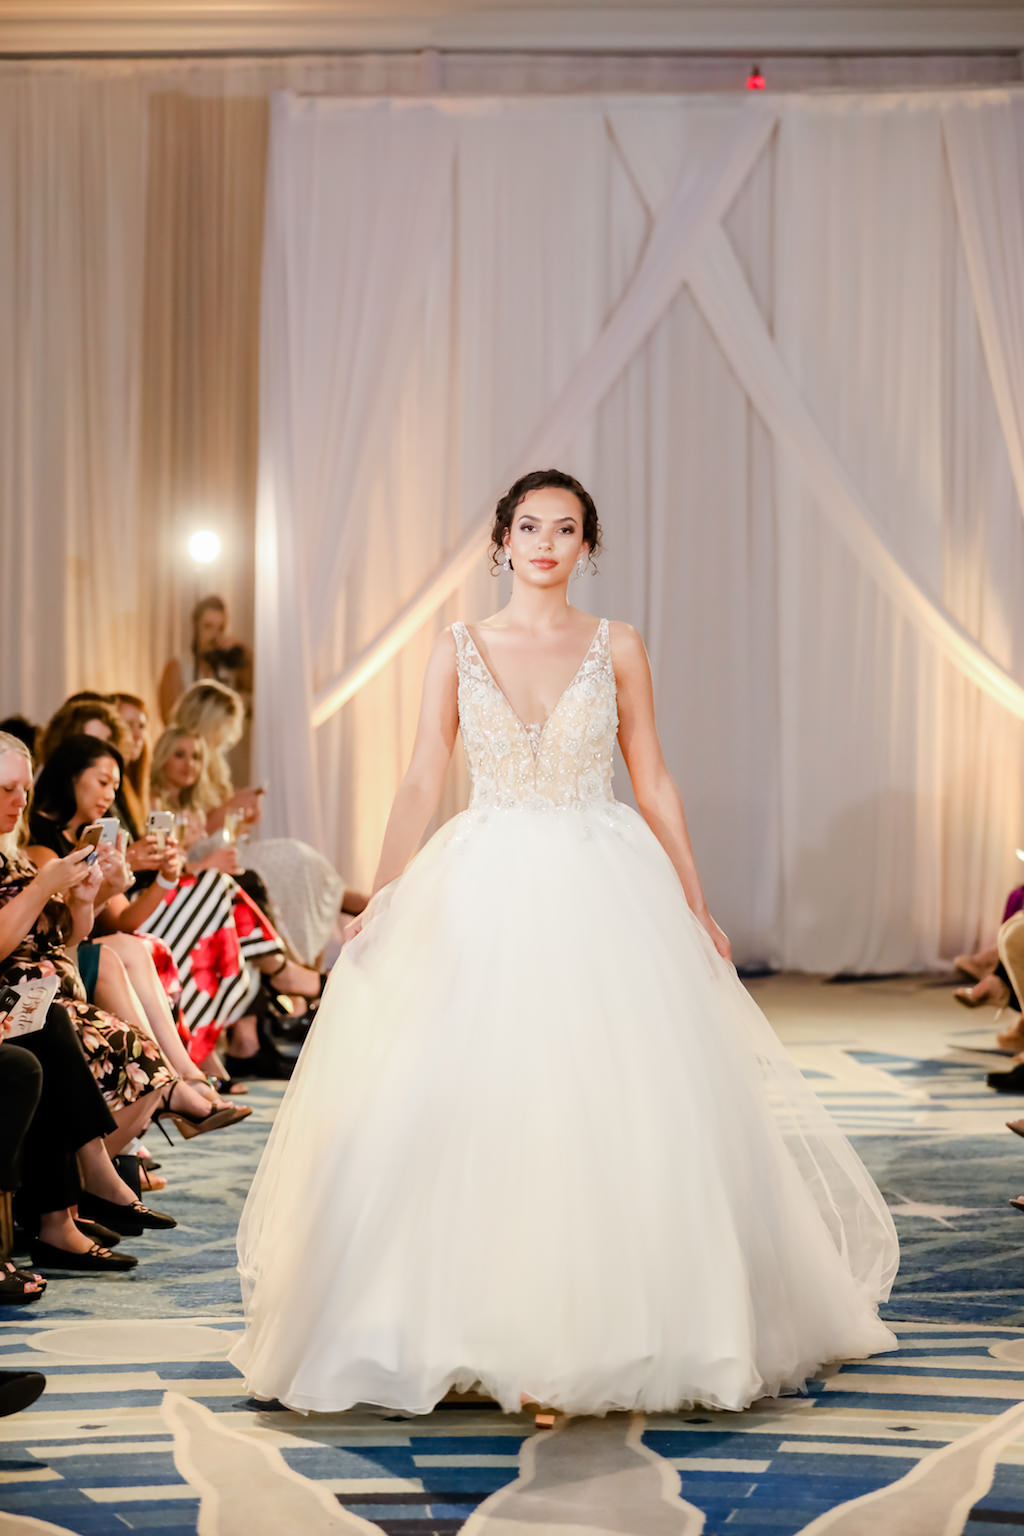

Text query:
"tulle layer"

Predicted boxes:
[[231, 801, 898, 1415]]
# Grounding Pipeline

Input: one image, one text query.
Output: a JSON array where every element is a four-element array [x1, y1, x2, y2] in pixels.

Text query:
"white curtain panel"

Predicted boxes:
[[244, 87, 1024, 971]]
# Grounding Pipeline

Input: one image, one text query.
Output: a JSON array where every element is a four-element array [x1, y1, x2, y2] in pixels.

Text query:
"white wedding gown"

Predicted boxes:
[[231, 618, 899, 1416]]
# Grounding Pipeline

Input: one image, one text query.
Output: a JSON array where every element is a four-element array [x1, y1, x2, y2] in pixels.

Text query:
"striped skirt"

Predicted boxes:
[[140, 870, 282, 1061]]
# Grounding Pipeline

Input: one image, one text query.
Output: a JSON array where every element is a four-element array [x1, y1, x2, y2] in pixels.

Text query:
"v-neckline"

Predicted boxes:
[[462, 619, 604, 740]]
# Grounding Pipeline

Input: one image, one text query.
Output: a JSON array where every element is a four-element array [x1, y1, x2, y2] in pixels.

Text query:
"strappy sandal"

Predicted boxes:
[[0, 1259, 46, 1304], [151, 1080, 251, 1142]]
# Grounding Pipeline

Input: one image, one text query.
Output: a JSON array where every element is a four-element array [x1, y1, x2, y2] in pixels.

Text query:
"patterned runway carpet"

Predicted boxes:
[[4, 974, 1024, 1536]]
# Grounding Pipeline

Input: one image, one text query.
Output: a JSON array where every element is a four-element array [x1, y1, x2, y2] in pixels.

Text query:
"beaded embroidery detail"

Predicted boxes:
[[452, 619, 618, 811]]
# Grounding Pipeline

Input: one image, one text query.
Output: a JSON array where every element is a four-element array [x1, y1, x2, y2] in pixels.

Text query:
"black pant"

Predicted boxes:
[[3, 1004, 116, 1218], [0, 1044, 42, 1191]]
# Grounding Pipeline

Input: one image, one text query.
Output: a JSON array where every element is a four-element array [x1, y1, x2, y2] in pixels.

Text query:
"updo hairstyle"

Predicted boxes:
[[489, 469, 603, 575]]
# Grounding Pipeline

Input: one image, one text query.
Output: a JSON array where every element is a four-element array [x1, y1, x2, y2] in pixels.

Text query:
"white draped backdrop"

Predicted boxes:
[[254, 87, 1024, 974], [3, 61, 1024, 974]]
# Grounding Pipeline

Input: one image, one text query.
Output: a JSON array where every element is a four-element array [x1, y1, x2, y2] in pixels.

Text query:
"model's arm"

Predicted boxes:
[[612, 622, 731, 962], [349, 630, 460, 933]]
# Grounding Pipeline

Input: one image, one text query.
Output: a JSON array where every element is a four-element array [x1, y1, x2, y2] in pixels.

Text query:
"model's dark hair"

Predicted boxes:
[[490, 469, 602, 574], [32, 735, 125, 834]]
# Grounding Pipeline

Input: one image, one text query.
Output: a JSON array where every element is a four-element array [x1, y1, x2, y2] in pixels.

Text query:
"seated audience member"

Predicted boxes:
[[26, 736, 256, 1116], [171, 682, 359, 965], [148, 726, 329, 1073], [956, 883, 1024, 984], [0, 1039, 45, 1297], [112, 693, 151, 840], [39, 695, 129, 765], [158, 594, 252, 727], [974, 914, 1024, 1105], [0, 733, 185, 1206], [38, 695, 151, 867], [2, 1001, 143, 1271], [0, 716, 39, 757]]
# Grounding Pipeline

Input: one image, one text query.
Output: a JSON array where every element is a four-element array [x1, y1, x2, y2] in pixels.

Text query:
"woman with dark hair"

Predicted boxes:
[[0, 732, 175, 1251], [38, 695, 130, 767], [24, 736, 252, 1126], [233, 468, 898, 1420], [112, 693, 152, 839]]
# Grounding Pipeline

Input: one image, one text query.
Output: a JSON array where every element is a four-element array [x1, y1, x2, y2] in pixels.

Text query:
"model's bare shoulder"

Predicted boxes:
[[607, 619, 646, 664], [432, 626, 460, 672]]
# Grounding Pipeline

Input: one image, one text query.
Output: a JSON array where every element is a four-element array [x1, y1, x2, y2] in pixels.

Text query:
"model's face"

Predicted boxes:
[[73, 756, 120, 824], [164, 737, 203, 789], [117, 702, 147, 763], [196, 610, 227, 651], [0, 751, 31, 835], [504, 487, 587, 586]]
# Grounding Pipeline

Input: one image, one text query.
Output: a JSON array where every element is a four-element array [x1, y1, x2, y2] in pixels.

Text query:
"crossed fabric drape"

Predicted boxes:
[[255, 87, 1024, 972]]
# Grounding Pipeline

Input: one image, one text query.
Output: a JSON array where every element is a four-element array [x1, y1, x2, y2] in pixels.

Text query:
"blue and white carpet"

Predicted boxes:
[[3, 975, 1024, 1536]]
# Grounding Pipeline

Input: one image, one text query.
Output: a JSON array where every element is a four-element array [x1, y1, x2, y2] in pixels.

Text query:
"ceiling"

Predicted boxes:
[[3, 1, 1024, 56]]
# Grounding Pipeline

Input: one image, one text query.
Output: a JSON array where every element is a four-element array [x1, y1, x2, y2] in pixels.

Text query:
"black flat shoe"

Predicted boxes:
[[74, 1219, 121, 1247], [987, 1064, 1024, 1093], [0, 1369, 46, 1417], [77, 1192, 177, 1234], [29, 1240, 138, 1272]]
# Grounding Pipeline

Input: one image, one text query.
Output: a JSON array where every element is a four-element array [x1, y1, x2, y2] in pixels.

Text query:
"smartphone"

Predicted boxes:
[[146, 810, 175, 852], [96, 818, 120, 846], [0, 985, 20, 1017], [74, 825, 103, 864]]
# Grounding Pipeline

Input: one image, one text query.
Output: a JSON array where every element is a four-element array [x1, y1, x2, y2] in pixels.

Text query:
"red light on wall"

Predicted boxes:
[[747, 64, 766, 91]]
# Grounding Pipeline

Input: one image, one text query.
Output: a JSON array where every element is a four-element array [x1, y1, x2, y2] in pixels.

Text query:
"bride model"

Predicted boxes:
[[232, 469, 899, 1417]]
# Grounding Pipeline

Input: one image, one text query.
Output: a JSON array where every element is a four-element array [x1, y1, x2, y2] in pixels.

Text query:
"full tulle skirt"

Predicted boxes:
[[231, 800, 898, 1415]]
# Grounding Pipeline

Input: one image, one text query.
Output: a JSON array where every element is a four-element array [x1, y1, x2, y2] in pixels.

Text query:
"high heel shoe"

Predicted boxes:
[[151, 1080, 252, 1142], [954, 978, 1010, 1009], [261, 958, 328, 1023]]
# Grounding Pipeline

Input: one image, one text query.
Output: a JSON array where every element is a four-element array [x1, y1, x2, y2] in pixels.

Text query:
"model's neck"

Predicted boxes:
[[503, 582, 575, 629]]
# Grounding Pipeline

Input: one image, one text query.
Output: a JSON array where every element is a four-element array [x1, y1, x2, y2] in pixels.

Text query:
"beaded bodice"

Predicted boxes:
[[452, 618, 618, 810]]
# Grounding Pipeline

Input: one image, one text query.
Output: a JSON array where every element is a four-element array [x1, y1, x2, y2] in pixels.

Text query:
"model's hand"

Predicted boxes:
[[343, 912, 365, 944], [700, 911, 732, 963]]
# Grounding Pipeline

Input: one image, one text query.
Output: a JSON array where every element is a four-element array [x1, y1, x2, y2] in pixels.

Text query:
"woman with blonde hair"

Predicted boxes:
[[173, 682, 347, 968], [146, 725, 324, 1076]]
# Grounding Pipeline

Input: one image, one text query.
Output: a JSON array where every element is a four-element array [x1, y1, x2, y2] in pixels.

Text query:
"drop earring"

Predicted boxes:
[[503, 548, 513, 573], [574, 558, 586, 578]]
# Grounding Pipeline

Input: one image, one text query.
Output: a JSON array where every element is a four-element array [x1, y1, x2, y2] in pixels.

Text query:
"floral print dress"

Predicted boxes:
[[0, 852, 173, 1109]]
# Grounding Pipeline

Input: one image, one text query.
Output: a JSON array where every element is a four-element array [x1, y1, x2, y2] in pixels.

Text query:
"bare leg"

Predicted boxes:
[[105, 1093, 157, 1158], [92, 944, 214, 1121], [97, 935, 230, 1108], [76, 1135, 140, 1204], [226, 1013, 260, 1059], [38, 1207, 114, 1256], [257, 955, 323, 997]]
